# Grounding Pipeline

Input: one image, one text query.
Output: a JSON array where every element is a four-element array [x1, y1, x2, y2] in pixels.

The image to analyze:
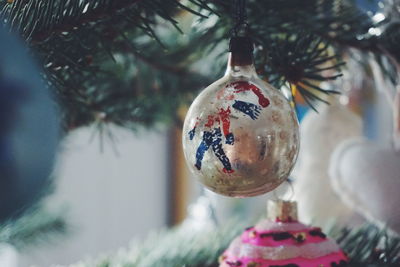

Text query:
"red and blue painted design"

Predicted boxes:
[[188, 81, 270, 173]]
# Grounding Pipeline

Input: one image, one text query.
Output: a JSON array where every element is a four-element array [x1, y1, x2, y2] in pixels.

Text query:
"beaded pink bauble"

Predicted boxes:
[[219, 201, 349, 267]]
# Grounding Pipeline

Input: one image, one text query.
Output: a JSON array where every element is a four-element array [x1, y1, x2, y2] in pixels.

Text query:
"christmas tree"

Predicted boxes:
[[1, 0, 400, 266], [1, 0, 398, 130]]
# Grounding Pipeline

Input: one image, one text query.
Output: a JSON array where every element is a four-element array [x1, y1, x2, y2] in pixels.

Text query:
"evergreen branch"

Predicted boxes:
[[60, 222, 400, 267], [1, 0, 214, 130], [334, 224, 400, 264], [0, 205, 67, 250], [253, 31, 344, 109], [1, 0, 153, 42], [1, 0, 399, 129]]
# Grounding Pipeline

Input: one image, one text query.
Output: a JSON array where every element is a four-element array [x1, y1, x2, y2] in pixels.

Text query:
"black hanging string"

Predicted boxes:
[[229, 0, 252, 55], [232, 0, 248, 37]]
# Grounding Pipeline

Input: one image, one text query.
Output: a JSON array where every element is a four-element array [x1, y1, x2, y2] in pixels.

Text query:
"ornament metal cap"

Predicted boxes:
[[229, 36, 254, 53], [267, 200, 298, 222]]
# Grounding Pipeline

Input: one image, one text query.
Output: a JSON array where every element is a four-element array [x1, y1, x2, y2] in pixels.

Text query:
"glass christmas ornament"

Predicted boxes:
[[0, 29, 59, 221], [182, 37, 300, 197], [219, 200, 349, 267]]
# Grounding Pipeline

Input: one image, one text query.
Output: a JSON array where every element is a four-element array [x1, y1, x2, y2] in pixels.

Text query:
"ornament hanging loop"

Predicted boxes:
[[229, 0, 253, 64], [232, 0, 248, 37], [272, 178, 295, 202]]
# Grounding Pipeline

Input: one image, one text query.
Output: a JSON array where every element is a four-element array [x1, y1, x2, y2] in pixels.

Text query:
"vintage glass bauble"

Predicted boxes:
[[0, 29, 59, 221], [182, 37, 299, 197]]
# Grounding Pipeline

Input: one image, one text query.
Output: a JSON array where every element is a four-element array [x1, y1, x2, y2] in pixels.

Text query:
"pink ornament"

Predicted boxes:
[[219, 201, 348, 267]]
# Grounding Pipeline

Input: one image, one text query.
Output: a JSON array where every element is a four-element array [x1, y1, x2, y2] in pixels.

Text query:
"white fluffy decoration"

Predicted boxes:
[[329, 138, 400, 234], [293, 98, 363, 228]]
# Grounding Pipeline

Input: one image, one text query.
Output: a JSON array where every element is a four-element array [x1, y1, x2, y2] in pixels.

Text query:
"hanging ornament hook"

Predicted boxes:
[[272, 178, 295, 201], [229, 0, 253, 65], [232, 0, 248, 37]]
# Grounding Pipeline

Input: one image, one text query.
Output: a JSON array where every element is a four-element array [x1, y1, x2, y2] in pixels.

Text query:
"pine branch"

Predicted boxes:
[[31, 0, 144, 43], [1, 0, 214, 130], [58, 221, 400, 267], [1, 0, 399, 128], [70, 220, 246, 267], [0, 0, 194, 42], [0, 205, 67, 250], [334, 224, 400, 265], [203, 0, 399, 110]]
